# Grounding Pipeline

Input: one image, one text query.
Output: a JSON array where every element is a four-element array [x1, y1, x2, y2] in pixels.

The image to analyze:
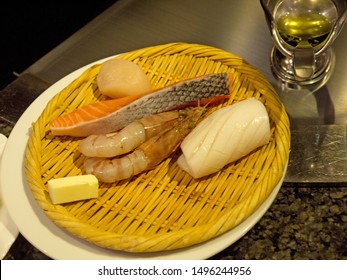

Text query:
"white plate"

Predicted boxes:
[[0, 58, 286, 260]]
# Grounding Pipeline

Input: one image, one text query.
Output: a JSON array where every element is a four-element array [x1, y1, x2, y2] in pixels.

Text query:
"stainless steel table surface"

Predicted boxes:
[[1, 0, 346, 260], [23, 0, 347, 184]]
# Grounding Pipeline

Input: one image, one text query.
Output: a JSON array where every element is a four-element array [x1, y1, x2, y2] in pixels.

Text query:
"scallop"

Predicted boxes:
[[97, 58, 152, 98]]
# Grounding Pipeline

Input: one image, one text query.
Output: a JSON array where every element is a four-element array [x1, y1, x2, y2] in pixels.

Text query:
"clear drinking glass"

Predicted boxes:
[[260, 0, 347, 89]]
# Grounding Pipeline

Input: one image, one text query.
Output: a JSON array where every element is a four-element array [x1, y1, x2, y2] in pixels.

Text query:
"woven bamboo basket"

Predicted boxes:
[[25, 42, 290, 253]]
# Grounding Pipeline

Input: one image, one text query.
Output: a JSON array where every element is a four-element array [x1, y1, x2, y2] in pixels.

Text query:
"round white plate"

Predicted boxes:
[[0, 58, 286, 260]]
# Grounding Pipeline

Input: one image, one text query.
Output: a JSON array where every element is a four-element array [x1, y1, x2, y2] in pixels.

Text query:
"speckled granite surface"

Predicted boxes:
[[212, 186, 346, 260], [1, 74, 346, 260]]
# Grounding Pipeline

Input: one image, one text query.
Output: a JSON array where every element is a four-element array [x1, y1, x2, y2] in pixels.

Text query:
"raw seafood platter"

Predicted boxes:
[[24, 42, 290, 253]]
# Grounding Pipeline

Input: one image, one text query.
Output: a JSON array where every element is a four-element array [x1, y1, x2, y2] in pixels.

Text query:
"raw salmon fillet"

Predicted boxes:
[[50, 73, 232, 137]]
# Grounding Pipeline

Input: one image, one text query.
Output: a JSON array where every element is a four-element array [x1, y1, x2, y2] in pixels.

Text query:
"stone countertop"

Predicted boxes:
[[213, 186, 346, 260], [1, 74, 346, 260]]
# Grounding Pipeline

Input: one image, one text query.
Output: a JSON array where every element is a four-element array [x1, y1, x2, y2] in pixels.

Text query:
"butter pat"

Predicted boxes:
[[48, 175, 99, 204]]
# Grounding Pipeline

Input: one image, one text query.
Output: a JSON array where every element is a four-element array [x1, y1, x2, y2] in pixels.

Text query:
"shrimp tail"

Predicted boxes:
[[141, 107, 206, 168]]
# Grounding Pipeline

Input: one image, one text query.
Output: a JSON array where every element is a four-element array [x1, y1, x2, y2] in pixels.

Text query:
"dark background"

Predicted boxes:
[[0, 1, 116, 90]]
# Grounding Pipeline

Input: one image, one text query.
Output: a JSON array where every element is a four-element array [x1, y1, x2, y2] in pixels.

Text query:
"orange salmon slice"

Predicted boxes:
[[50, 73, 233, 137]]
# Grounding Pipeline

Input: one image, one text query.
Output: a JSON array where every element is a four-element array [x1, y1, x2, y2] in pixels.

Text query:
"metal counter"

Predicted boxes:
[[21, 0, 347, 184]]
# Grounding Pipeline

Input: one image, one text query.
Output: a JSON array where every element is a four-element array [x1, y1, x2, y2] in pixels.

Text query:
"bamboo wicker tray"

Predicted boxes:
[[25, 42, 290, 253]]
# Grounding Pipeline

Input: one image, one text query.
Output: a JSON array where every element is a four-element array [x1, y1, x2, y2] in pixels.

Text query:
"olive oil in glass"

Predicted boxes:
[[274, 0, 337, 49], [276, 13, 333, 47]]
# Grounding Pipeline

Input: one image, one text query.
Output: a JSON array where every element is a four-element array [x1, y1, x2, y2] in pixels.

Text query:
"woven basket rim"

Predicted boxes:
[[25, 42, 290, 253]]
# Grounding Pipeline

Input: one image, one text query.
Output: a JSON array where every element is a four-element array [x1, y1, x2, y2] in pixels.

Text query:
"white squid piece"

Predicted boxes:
[[177, 98, 271, 179]]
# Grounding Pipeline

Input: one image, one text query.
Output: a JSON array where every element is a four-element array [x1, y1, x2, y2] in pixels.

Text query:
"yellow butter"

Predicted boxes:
[[48, 175, 99, 204]]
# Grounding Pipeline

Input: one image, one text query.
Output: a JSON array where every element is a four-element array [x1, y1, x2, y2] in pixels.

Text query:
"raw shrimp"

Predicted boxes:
[[84, 107, 206, 183], [78, 111, 180, 157]]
